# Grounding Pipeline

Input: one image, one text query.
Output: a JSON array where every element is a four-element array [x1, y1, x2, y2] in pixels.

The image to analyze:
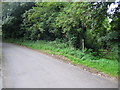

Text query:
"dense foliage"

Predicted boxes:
[[2, 2, 119, 60], [2, 2, 35, 38]]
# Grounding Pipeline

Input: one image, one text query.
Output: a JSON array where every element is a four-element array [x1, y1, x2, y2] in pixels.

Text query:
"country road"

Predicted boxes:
[[2, 43, 118, 88]]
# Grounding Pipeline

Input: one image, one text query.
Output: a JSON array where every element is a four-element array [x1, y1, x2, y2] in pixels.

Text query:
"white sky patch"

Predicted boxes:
[[107, 0, 119, 14], [108, 17, 112, 22], [115, 0, 120, 3]]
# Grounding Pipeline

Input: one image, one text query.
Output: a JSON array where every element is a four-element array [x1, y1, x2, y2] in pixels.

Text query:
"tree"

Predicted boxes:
[[2, 2, 34, 38]]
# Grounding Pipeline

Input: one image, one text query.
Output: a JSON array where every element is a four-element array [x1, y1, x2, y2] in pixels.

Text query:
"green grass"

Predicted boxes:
[[4, 39, 118, 77]]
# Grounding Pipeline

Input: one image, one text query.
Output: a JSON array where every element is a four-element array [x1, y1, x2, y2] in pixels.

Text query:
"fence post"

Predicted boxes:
[[82, 39, 84, 52]]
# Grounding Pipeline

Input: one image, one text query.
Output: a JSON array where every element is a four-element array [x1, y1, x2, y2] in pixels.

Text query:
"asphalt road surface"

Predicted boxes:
[[2, 43, 118, 88]]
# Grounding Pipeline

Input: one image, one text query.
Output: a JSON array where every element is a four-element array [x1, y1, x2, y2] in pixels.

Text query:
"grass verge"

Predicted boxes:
[[3, 39, 118, 77]]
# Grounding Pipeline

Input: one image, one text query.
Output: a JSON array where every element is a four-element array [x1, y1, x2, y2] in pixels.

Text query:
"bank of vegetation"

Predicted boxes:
[[2, 2, 119, 77]]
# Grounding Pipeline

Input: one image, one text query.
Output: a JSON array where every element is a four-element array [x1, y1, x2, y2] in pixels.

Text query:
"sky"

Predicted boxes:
[[107, 0, 120, 14]]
